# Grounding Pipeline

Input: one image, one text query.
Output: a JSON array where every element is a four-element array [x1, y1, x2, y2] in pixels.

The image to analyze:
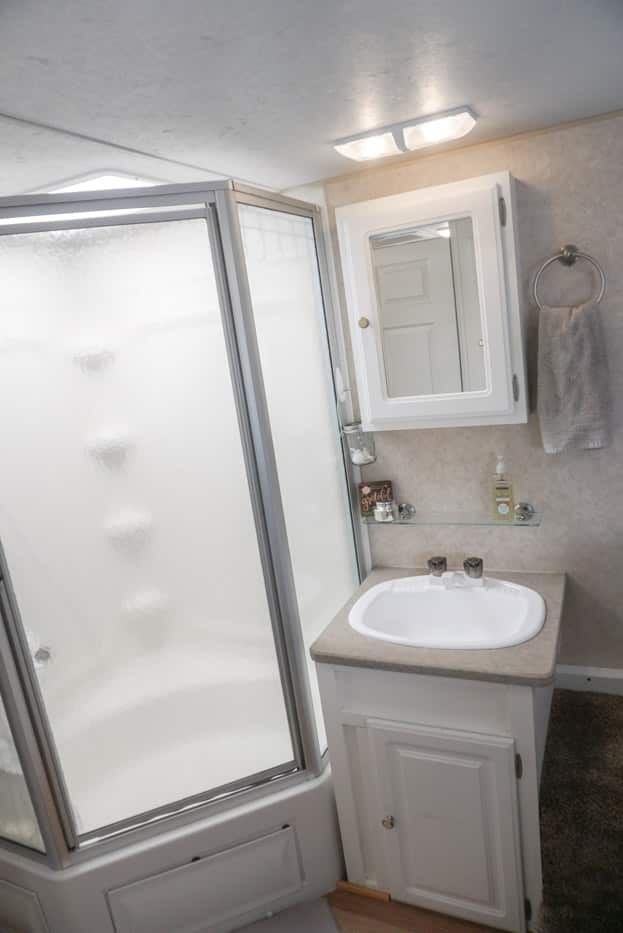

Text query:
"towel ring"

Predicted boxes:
[[532, 244, 606, 310]]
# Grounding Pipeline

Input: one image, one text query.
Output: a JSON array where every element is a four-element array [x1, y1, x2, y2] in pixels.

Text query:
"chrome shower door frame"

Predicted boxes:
[[0, 180, 362, 867]]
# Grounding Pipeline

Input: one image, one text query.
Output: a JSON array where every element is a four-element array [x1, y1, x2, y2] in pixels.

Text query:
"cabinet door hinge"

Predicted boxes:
[[525, 897, 532, 923], [498, 196, 507, 227], [512, 373, 520, 402], [515, 753, 523, 779]]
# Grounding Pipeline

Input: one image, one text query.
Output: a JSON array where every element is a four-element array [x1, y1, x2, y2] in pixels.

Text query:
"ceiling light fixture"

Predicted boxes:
[[333, 107, 477, 162], [333, 131, 402, 163], [402, 109, 477, 151]]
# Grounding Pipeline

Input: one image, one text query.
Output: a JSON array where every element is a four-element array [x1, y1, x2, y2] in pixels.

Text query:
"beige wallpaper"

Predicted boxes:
[[322, 112, 623, 667]]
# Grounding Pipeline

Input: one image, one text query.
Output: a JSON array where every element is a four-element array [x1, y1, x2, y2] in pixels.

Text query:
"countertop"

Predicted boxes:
[[310, 567, 566, 686]]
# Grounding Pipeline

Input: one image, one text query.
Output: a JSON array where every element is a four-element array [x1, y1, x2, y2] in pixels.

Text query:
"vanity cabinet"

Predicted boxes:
[[368, 720, 523, 929], [312, 568, 565, 933], [316, 662, 553, 933]]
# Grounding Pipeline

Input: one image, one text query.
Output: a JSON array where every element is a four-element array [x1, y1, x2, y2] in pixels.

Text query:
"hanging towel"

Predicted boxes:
[[538, 301, 611, 454]]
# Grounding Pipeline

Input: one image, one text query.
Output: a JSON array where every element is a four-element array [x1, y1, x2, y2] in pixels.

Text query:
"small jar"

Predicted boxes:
[[373, 499, 396, 522], [342, 422, 376, 466]]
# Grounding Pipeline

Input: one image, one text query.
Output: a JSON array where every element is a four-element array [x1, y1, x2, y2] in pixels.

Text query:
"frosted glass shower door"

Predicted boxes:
[[239, 205, 360, 751], [0, 694, 44, 851], [0, 217, 295, 835]]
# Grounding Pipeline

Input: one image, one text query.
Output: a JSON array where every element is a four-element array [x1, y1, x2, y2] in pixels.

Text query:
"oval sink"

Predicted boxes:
[[348, 574, 546, 650]]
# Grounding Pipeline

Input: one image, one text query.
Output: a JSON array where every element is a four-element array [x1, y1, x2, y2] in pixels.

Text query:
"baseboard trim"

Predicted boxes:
[[556, 664, 623, 695]]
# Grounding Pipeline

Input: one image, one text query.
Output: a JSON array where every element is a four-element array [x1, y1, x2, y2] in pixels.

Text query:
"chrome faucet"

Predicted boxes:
[[427, 556, 447, 577], [427, 555, 485, 588], [463, 557, 484, 580]]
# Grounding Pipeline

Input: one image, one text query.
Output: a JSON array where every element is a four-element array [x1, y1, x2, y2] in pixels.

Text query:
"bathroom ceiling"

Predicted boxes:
[[1, 0, 622, 192]]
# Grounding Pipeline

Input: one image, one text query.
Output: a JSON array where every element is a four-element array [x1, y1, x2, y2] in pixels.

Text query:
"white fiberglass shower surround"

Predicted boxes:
[[0, 181, 360, 933]]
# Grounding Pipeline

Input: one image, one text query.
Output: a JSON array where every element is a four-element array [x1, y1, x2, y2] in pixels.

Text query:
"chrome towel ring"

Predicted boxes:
[[532, 244, 606, 310]]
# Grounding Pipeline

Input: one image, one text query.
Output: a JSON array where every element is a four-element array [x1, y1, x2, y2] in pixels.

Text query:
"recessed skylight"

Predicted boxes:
[[48, 172, 159, 193]]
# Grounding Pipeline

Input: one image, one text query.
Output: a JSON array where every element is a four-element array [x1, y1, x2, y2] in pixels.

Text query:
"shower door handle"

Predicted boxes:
[[34, 645, 52, 667]]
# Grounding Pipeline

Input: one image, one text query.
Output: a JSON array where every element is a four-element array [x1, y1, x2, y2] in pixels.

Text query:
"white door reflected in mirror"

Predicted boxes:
[[371, 217, 485, 398]]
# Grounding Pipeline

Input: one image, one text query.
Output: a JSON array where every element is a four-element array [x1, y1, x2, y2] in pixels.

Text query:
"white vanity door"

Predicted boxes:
[[368, 719, 524, 933]]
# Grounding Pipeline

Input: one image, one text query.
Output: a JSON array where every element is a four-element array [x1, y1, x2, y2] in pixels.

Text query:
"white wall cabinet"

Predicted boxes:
[[335, 171, 527, 430], [316, 664, 552, 932]]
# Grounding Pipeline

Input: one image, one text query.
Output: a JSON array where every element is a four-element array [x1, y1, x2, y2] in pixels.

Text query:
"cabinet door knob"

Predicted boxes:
[[381, 815, 395, 830], [358, 317, 370, 329]]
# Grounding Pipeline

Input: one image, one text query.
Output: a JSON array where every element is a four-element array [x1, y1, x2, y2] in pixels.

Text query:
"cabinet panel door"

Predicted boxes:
[[368, 720, 524, 932]]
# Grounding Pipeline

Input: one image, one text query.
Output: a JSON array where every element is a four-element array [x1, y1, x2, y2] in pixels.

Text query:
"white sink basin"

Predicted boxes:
[[348, 574, 546, 650]]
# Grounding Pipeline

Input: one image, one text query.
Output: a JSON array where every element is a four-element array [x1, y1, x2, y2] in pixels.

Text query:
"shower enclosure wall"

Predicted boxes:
[[0, 181, 361, 933]]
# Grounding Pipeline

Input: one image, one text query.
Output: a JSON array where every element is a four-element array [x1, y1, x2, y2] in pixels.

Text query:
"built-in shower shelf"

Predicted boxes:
[[361, 510, 542, 528]]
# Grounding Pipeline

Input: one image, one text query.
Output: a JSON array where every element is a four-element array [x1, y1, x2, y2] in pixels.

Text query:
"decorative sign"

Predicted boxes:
[[358, 480, 394, 516]]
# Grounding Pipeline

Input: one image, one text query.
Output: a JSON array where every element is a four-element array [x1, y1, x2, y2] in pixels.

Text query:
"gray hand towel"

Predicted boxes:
[[537, 301, 611, 454]]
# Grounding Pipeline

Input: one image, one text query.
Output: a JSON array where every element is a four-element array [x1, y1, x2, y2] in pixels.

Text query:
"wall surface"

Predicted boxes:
[[322, 112, 623, 667]]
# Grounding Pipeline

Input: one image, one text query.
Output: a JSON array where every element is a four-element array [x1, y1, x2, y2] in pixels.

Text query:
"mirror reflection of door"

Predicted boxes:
[[370, 218, 485, 399]]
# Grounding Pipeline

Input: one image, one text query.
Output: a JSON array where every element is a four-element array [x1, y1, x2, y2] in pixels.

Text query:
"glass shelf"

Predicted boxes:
[[361, 510, 542, 528]]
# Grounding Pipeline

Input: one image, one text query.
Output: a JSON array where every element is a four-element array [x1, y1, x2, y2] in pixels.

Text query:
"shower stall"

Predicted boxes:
[[0, 182, 361, 932]]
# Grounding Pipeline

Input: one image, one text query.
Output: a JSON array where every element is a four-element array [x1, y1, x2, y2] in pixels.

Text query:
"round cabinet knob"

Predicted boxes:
[[358, 317, 370, 329], [381, 815, 395, 830]]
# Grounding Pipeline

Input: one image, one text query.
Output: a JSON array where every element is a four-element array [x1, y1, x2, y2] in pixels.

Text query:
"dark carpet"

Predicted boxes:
[[538, 689, 623, 933]]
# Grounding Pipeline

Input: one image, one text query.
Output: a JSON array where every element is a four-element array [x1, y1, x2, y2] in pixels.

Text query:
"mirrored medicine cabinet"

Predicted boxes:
[[336, 171, 527, 430]]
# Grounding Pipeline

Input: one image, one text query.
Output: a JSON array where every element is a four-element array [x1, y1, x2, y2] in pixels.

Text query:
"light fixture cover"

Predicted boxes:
[[333, 108, 476, 163], [333, 132, 402, 162], [402, 109, 476, 151]]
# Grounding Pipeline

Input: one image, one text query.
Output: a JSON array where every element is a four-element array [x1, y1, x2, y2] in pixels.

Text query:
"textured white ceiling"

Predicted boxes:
[[1, 0, 622, 192]]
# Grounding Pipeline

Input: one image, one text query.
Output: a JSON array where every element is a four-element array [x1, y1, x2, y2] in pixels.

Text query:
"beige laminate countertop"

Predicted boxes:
[[310, 567, 566, 686]]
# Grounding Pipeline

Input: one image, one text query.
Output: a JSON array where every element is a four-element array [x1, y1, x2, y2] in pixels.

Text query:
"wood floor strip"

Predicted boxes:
[[332, 906, 406, 933], [328, 890, 502, 933], [335, 880, 391, 901]]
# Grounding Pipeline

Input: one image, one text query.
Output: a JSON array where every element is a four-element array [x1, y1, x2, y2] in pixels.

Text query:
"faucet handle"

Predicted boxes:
[[427, 556, 447, 577], [464, 557, 484, 579]]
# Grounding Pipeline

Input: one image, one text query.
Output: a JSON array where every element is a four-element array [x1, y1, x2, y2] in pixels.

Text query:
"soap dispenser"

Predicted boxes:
[[492, 455, 514, 521]]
